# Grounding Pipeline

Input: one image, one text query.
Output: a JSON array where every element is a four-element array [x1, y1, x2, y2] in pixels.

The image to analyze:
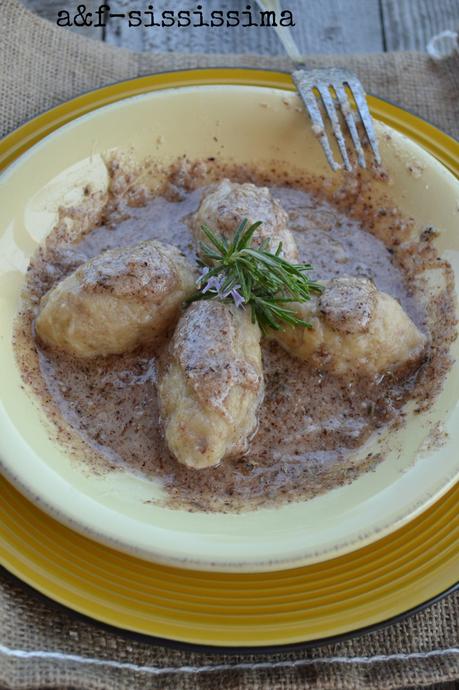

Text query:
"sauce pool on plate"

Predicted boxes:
[[14, 158, 456, 512]]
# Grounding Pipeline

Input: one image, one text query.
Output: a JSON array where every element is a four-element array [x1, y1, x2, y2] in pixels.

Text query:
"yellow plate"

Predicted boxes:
[[0, 69, 458, 646], [1, 476, 458, 648], [1, 71, 459, 572]]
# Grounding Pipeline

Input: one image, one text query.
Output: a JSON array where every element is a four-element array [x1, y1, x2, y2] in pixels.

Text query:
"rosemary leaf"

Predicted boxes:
[[191, 218, 323, 332]]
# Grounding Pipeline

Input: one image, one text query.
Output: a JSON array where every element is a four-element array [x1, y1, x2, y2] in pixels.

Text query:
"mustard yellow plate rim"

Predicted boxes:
[[0, 68, 458, 648]]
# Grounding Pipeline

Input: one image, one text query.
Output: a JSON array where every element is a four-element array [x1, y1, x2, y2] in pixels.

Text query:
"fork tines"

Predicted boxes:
[[293, 68, 382, 172]]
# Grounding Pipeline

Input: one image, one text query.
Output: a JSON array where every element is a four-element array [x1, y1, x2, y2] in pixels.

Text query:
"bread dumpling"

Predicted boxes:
[[190, 179, 298, 262], [158, 300, 264, 469], [272, 276, 427, 377], [35, 240, 196, 358]]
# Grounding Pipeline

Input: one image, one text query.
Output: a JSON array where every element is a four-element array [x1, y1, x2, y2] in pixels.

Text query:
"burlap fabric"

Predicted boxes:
[[1, 1, 458, 688], [2, 0, 459, 139]]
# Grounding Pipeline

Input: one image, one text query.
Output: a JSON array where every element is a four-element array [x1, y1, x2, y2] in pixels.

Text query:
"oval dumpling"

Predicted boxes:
[[35, 240, 196, 358], [158, 300, 264, 469], [272, 276, 427, 377], [190, 179, 299, 262]]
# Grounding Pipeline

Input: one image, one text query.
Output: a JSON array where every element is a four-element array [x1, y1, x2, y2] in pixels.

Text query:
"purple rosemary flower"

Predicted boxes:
[[228, 287, 245, 308], [197, 267, 245, 308], [221, 283, 245, 308], [196, 266, 209, 286], [202, 273, 225, 294]]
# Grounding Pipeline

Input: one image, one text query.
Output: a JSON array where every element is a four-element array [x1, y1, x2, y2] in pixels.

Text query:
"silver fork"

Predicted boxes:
[[255, 0, 381, 172]]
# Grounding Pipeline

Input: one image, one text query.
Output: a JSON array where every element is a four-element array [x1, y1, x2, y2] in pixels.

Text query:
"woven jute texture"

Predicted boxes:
[[1, 1, 458, 688], [1, 0, 459, 139]]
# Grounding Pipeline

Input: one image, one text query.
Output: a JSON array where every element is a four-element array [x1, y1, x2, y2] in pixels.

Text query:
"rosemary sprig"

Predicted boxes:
[[190, 219, 324, 332]]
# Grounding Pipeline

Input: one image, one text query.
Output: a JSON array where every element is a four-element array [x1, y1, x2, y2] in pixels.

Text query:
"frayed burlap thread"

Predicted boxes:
[[1, 574, 458, 690]]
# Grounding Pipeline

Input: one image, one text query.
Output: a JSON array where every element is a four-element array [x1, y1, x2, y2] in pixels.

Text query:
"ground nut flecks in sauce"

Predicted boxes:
[[14, 158, 456, 512]]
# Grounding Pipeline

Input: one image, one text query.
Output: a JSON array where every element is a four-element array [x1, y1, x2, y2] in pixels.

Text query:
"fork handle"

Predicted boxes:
[[273, 24, 304, 65], [255, 0, 304, 65]]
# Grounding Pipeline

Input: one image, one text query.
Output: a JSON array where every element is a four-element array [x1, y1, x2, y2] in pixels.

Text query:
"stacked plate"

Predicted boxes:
[[1, 69, 458, 650]]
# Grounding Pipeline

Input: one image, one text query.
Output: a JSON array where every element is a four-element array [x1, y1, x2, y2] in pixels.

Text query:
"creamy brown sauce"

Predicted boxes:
[[15, 159, 456, 512]]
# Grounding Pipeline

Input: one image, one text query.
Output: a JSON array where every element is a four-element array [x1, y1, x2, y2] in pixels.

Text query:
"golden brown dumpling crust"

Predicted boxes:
[[272, 276, 427, 377], [158, 300, 264, 469], [190, 179, 298, 262], [35, 240, 196, 358]]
